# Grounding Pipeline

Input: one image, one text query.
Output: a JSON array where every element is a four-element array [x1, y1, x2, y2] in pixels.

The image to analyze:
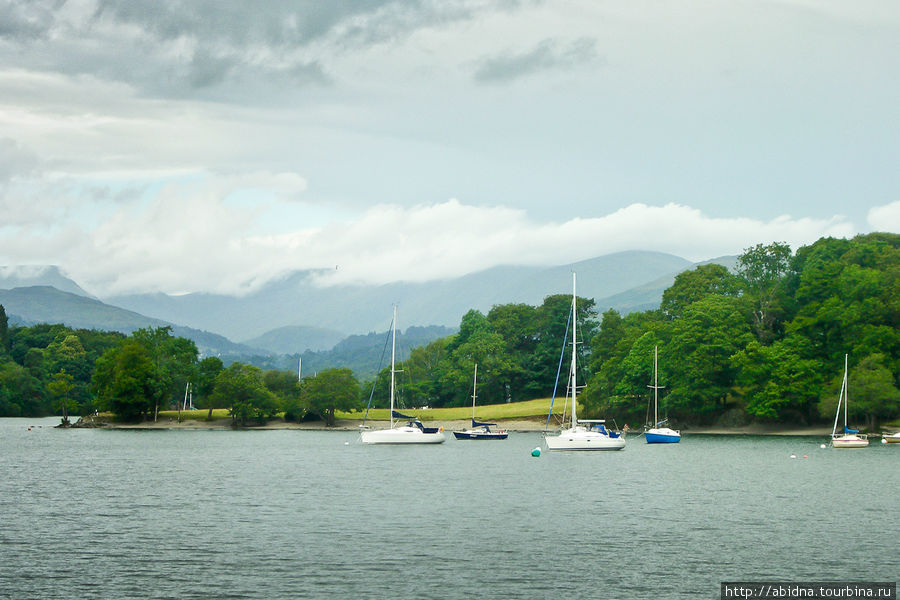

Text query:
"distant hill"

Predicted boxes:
[[0, 286, 260, 357], [241, 325, 346, 354], [0, 286, 167, 331], [0, 265, 94, 298], [105, 250, 693, 340], [595, 255, 739, 314], [0, 253, 742, 378], [264, 325, 458, 380]]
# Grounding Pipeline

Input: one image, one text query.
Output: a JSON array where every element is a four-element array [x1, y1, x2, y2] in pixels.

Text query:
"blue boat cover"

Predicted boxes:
[[592, 423, 608, 434], [844, 426, 859, 434], [472, 419, 496, 428], [392, 410, 417, 420]]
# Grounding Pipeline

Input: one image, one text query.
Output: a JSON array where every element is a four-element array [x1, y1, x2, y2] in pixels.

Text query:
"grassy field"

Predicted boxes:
[[157, 408, 231, 420], [157, 398, 569, 423], [336, 397, 568, 422]]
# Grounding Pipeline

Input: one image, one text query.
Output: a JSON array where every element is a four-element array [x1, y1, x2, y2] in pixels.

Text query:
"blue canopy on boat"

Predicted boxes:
[[392, 410, 418, 420], [844, 426, 859, 434], [472, 419, 496, 428]]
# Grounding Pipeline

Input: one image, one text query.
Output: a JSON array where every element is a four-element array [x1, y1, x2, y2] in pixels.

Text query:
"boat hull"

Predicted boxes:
[[645, 428, 681, 444], [883, 434, 900, 444], [545, 428, 625, 451], [361, 426, 446, 444], [453, 430, 508, 440], [831, 434, 869, 448]]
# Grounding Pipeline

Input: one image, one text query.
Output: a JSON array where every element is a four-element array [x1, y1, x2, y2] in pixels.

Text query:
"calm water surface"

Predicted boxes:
[[0, 418, 897, 599]]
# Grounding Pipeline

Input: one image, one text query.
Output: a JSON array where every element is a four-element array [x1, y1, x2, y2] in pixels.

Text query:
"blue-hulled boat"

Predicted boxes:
[[645, 421, 681, 444], [453, 419, 508, 440], [645, 345, 680, 444], [453, 365, 508, 440]]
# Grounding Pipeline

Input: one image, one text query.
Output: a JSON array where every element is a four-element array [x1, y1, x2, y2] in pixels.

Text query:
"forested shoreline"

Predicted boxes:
[[2, 233, 899, 430]]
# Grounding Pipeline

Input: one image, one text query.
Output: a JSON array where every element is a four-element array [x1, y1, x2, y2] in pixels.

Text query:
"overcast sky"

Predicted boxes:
[[1, 0, 898, 296]]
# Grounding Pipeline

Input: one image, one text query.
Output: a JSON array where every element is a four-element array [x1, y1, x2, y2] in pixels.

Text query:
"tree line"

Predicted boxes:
[[373, 233, 900, 430], [2, 232, 899, 429], [582, 233, 900, 429], [0, 317, 362, 426]]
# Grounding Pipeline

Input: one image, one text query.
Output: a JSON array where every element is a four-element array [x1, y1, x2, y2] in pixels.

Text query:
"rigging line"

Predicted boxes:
[[545, 304, 573, 431], [361, 314, 394, 426], [645, 390, 652, 428]]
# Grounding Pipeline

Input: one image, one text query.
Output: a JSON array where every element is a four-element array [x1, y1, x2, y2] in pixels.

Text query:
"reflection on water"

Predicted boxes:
[[1, 418, 897, 599]]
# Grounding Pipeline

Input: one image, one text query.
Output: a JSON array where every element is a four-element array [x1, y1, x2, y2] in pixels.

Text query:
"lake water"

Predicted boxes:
[[1, 418, 897, 599]]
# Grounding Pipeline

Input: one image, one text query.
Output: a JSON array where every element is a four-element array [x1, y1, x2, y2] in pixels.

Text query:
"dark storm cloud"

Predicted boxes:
[[0, 0, 60, 41], [0, 0, 519, 100], [91, 0, 385, 46], [91, 0, 514, 49], [473, 37, 599, 83]]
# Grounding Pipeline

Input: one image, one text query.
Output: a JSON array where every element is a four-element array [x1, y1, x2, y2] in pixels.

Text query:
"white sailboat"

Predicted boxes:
[[645, 345, 680, 444], [360, 306, 445, 445], [545, 273, 625, 451], [830, 354, 868, 449]]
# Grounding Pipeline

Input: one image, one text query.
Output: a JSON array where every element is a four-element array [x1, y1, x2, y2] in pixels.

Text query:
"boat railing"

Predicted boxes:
[[832, 432, 868, 439]]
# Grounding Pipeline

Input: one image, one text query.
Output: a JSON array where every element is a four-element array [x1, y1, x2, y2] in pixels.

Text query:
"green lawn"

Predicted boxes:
[[336, 397, 569, 421], [157, 408, 231, 421], [156, 397, 571, 423]]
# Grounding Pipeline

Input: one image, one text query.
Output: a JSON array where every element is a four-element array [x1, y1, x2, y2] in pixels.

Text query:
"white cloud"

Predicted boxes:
[[6, 190, 855, 296], [0, 0, 895, 298], [867, 201, 900, 231], [293, 201, 856, 287]]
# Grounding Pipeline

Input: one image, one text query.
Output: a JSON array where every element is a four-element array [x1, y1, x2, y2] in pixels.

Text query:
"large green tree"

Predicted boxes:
[[0, 360, 47, 417], [732, 338, 823, 422], [212, 362, 278, 426], [401, 337, 450, 408], [660, 264, 741, 319], [736, 242, 792, 344], [525, 294, 598, 399], [195, 356, 224, 418], [583, 309, 667, 422], [47, 369, 77, 425], [301, 368, 362, 426], [664, 295, 753, 420], [788, 234, 900, 369], [132, 327, 198, 418], [92, 340, 156, 420]]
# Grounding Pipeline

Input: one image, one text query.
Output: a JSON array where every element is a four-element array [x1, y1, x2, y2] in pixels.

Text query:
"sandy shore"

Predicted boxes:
[[102, 417, 548, 432], [82, 415, 836, 436]]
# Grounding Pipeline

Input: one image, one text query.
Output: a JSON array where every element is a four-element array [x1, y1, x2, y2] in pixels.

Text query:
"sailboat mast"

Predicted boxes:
[[472, 363, 478, 420], [571, 272, 578, 428], [390, 305, 397, 429], [654, 345, 659, 426], [832, 374, 845, 437], [843, 353, 848, 429]]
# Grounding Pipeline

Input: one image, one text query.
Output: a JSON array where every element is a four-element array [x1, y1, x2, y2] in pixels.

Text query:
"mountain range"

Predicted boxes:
[[1, 251, 735, 357], [104, 251, 698, 340]]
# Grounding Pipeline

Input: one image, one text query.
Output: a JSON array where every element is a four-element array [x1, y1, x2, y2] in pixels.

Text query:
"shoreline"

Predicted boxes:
[[71, 415, 838, 436]]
